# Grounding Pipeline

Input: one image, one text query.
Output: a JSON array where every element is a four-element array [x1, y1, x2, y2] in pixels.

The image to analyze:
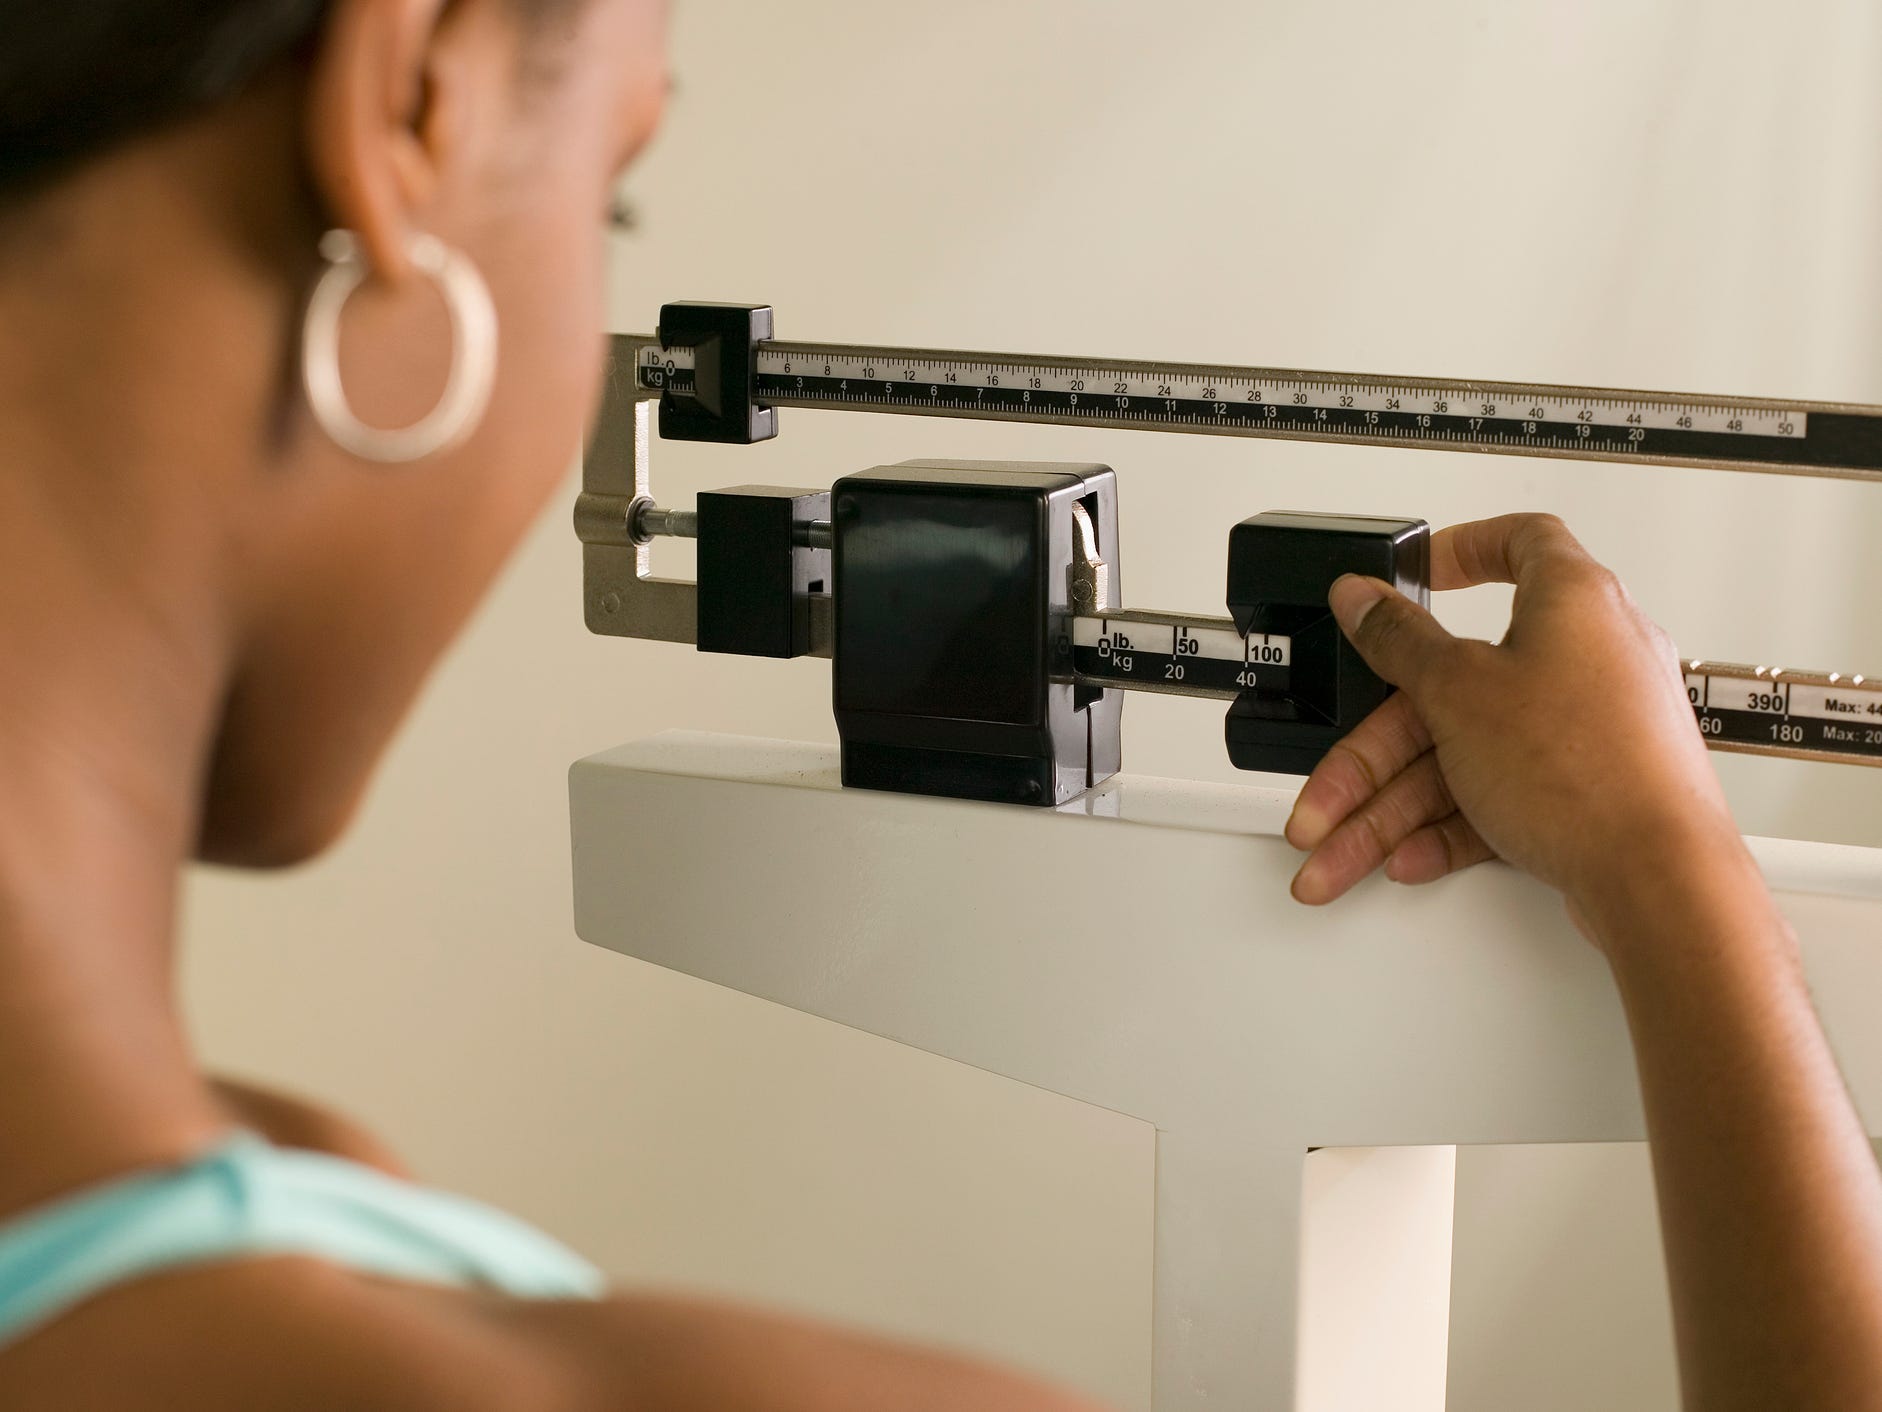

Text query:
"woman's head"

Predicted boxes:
[[0, 1, 668, 865]]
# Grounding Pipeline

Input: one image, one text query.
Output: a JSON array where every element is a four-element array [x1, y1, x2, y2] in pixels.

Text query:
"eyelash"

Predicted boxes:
[[606, 194, 640, 234]]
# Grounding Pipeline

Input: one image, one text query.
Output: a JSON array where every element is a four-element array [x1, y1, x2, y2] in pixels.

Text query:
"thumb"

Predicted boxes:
[[1327, 575, 1456, 693]]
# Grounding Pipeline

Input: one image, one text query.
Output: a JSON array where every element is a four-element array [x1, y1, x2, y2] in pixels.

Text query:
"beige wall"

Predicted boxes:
[[183, 3, 1882, 1407]]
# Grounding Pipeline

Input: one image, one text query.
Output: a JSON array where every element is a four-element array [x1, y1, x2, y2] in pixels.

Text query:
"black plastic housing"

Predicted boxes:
[[656, 301, 778, 444], [832, 461, 1122, 806], [1224, 511, 1430, 775], [696, 486, 831, 658]]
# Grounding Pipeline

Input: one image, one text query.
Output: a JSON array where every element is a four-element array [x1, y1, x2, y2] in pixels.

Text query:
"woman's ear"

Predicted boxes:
[[302, 0, 510, 280]]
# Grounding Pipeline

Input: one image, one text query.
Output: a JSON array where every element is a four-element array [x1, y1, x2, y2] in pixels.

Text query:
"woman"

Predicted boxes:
[[0, 2, 1876, 1408]]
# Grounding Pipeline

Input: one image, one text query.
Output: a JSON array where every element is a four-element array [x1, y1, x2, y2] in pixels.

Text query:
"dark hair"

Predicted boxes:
[[0, 1, 574, 203]]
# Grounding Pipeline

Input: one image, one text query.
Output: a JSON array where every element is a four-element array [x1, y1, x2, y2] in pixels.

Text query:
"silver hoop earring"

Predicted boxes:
[[301, 229, 498, 464]]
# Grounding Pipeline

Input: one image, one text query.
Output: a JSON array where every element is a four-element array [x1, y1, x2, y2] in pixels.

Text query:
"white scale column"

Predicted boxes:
[[570, 731, 1882, 1410]]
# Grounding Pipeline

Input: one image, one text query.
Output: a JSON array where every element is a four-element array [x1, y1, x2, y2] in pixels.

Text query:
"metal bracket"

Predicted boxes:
[[576, 335, 833, 655], [576, 337, 695, 644]]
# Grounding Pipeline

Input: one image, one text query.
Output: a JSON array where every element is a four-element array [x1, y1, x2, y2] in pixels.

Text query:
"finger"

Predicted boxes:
[[1429, 513, 1592, 592], [1383, 813, 1498, 885], [1328, 574, 1459, 696], [1290, 751, 1455, 906], [1285, 691, 1433, 850]]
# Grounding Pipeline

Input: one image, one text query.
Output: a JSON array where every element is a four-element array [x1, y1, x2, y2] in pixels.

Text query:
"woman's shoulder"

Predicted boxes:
[[0, 1098, 1108, 1410], [0, 1258, 1108, 1412], [0, 1255, 578, 1410]]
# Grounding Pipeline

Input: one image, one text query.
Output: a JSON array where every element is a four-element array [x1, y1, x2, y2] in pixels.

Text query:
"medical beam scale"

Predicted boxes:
[[576, 302, 1882, 805]]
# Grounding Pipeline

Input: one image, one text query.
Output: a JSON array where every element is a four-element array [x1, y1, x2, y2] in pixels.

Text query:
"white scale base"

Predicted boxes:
[[570, 732, 1882, 1410]]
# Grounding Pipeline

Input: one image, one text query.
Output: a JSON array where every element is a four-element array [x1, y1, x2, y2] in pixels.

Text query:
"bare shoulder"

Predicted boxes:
[[0, 1259, 1107, 1412], [0, 1257, 578, 1411], [504, 1289, 1110, 1412]]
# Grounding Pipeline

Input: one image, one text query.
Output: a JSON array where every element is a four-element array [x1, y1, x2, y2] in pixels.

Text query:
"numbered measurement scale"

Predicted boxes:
[[638, 340, 1881, 479], [1687, 668, 1882, 759], [1071, 615, 1291, 699], [577, 301, 1882, 807]]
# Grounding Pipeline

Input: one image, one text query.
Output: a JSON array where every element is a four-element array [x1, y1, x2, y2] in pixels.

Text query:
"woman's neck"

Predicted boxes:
[[0, 777, 228, 1218], [0, 146, 284, 1218], [0, 459, 236, 1215]]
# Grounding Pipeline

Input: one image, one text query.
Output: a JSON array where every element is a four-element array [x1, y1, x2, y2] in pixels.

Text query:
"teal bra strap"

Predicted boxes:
[[0, 1131, 604, 1350]]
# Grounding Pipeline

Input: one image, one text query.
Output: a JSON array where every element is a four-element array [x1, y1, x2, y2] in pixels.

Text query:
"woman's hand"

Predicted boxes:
[[1285, 513, 1741, 919], [1288, 514, 1882, 1412]]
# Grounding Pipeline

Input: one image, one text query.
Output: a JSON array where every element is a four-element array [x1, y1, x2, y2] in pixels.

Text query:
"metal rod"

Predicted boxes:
[[634, 505, 698, 540], [631, 504, 833, 550]]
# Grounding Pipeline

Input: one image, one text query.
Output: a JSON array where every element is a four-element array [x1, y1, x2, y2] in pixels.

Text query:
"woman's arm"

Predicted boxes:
[[1286, 513, 1882, 1411], [1597, 839, 1882, 1411]]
